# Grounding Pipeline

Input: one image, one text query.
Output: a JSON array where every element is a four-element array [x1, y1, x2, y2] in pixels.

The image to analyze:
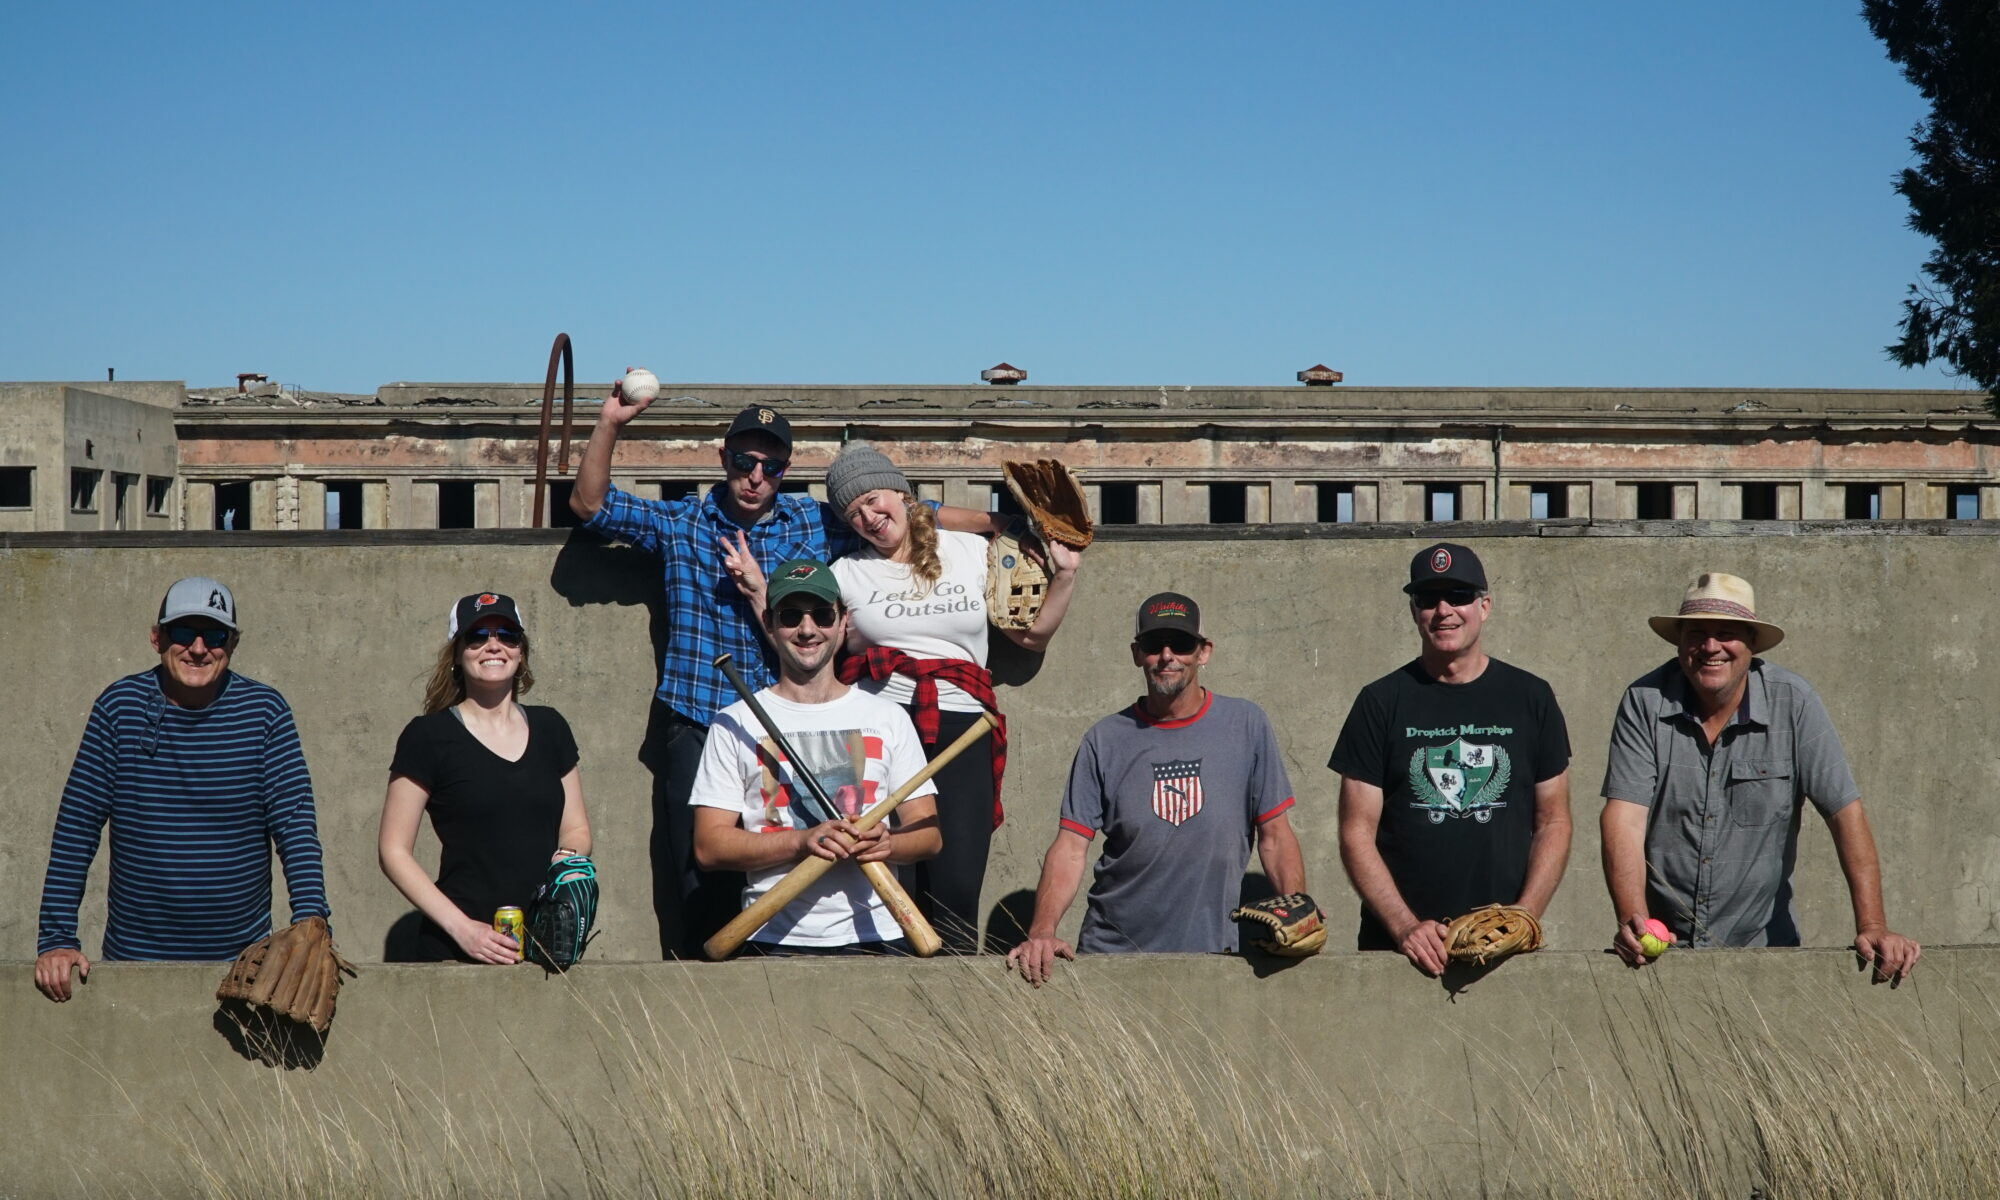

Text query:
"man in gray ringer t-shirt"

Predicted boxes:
[[1006, 593, 1308, 986], [1599, 572, 1920, 983]]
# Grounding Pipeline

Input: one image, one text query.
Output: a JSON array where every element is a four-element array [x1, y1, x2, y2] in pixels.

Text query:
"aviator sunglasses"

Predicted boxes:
[[774, 605, 838, 629], [461, 626, 524, 646], [725, 449, 790, 479]]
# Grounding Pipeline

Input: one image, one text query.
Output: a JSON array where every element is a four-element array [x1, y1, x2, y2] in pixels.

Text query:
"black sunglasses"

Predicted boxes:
[[774, 605, 838, 629], [1138, 631, 1203, 655], [725, 449, 790, 479], [162, 623, 232, 649], [1413, 587, 1482, 610], [462, 627, 524, 646]]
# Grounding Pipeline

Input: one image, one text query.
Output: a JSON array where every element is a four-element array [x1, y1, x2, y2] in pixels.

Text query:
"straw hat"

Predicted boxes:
[[1647, 573, 1785, 654]]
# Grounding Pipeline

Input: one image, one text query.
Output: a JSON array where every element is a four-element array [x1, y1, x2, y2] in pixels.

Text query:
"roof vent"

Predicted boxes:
[[1297, 364, 1344, 386], [981, 362, 1027, 385]]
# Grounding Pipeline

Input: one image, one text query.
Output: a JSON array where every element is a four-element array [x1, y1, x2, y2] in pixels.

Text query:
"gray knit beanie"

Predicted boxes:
[[827, 441, 911, 514]]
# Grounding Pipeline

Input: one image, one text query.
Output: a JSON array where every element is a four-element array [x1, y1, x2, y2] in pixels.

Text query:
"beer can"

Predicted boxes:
[[494, 906, 526, 960]]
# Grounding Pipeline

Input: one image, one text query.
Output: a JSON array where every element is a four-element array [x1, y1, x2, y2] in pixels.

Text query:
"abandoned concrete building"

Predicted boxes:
[[5, 377, 1998, 532]]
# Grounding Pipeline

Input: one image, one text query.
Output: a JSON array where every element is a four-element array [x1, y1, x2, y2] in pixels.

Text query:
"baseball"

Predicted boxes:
[[1638, 918, 1676, 958], [620, 367, 660, 404]]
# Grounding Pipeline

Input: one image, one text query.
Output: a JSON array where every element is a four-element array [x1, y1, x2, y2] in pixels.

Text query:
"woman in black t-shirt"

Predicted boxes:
[[377, 592, 592, 963]]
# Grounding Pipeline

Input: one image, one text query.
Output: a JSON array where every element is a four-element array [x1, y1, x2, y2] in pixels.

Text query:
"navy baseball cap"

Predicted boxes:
[[1404, 543, 1487, 594], [449, 592, 524, 638]]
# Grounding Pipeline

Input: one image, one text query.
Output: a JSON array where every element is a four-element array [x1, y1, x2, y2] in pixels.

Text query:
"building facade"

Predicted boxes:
[[8, 379, 1997, 531]]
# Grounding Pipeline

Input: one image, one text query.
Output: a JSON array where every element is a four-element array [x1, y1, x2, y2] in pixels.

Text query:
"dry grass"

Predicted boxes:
[[92, 966, 2000, 1199]]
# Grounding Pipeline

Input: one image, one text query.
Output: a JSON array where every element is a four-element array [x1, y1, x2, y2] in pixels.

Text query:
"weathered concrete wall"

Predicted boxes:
[[2, 525, 1997, 966], [1, 951, 1994, 1197]]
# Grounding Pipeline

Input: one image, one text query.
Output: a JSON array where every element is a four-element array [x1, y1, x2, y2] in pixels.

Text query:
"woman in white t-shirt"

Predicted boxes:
[[820, 441, 1080, 952]]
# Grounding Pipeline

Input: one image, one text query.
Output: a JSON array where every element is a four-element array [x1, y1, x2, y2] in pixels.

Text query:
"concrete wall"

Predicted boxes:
[[1, 950, 1995, 1196], [0, 384, 177, 532], [3, 524, 1997, 967]]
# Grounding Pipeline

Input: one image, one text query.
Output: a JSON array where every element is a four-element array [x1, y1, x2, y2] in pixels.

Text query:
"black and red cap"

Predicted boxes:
[[449, 591, 524, 638], [1404, 543, 1487, 594]]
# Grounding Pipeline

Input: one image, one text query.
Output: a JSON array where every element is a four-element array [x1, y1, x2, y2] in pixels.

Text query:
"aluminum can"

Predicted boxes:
[[494, 906, 526, 960]]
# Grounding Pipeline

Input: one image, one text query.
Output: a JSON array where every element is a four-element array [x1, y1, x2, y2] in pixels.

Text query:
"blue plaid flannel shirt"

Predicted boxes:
[[585, 484, 860, 725]]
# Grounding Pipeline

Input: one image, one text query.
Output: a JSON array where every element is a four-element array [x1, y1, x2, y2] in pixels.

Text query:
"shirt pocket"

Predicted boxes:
[[1726, 758, 1792, 827]]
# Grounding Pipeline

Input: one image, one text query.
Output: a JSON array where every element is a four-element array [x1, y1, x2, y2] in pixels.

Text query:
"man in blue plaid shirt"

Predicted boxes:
[[572, 385, 997, 956]]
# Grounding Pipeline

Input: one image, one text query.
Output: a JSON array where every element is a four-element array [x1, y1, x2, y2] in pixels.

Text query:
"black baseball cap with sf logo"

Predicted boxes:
[[1404, 542, 1487, 594]]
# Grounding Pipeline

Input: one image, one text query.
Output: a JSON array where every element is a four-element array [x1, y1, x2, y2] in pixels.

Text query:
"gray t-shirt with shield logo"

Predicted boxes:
[[1059, 691, 1296, 954]]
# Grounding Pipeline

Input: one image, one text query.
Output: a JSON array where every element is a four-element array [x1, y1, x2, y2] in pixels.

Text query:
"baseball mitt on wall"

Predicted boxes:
[[1002, 459, 1094, 550], [525, 853, 600, 971], [1231, 892, 1328, 957], [1444, 904, 1544, 965], [215, 916, 356, 1033], [986, 521, 1050, 631]]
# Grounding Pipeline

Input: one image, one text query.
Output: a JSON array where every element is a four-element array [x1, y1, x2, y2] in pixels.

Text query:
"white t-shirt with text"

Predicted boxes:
[[831, 528, 990, 712]]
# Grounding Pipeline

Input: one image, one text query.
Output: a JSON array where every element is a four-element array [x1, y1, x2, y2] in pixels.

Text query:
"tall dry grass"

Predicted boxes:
[[102, 966, 2000, 1199]]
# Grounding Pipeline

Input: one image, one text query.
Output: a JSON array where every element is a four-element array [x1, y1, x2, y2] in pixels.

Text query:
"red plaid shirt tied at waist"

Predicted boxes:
[[837, 646, 1008, 829]]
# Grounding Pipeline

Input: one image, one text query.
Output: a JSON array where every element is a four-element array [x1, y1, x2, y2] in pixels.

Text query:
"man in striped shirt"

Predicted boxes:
[[34, 577, 331, 1003]]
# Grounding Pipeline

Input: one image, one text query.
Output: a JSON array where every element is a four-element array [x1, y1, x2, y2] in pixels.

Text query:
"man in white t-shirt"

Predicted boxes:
[[690, 558, 942, 953]]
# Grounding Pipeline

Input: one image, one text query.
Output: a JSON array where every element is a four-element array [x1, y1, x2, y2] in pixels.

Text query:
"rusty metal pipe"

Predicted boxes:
[[531, 333, 575, 528]]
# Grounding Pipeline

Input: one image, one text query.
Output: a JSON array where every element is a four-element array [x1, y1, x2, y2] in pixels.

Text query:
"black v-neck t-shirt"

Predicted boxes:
[[390, 705, 579, 961]]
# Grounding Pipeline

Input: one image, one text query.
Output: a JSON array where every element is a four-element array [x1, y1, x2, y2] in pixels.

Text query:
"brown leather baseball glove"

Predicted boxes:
[[215, 916, 356, 1033], [1002, 459, 1094, 550], [1444, 904, 1544, 965], [1231, 893, 1329, 957]]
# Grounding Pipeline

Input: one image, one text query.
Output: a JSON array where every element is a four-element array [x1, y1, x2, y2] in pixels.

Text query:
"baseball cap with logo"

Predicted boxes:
[[159, 577, 239, 629], [448, 592, 525, 639], [765, 559, 842, 611], [725, 404, 793, 453], [1134, 592, 1202, 639], [1403, 542, 1488, 594]]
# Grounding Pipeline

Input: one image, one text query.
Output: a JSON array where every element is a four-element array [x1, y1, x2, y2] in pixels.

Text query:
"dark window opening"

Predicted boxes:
[[1424, 484, 1458, 522], [1529, 484, 1568, 520], [1208, 482, 1247, 524], [989, 484, 1024, 516], [659, 481, 697, 503], [1099, 482, 1139, 525], [71, 469, 101, 512], [1634, 483, 1673, 519], [1844, 484, 1882, 520], [325, 481, 365, 529], [0, 467, 30, 508], [1949, 485, 1980, 520], [437, 481, 476, 529], [544, 480, 580, 528], [113, 473, 135, 527], [1739, 483, 1778, 520], [145, 476, 169, 516], [1316, 483, 1354, 523], [214, 481, 252, 530]]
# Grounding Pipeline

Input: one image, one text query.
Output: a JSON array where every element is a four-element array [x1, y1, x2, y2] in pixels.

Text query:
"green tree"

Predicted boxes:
[[1862, 0, 2000, 409]]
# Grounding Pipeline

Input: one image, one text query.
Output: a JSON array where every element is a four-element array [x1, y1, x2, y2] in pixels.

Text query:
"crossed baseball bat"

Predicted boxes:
[[704, 653, 996, 961]]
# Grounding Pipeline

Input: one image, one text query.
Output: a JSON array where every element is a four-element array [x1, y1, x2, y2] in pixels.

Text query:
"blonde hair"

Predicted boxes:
[[903, 494, 942, 596], [421, 634, 535, 715]]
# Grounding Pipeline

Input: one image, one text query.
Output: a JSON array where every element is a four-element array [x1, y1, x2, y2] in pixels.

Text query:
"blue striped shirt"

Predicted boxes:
[[37, 668, 331, 960], [585, 483, 859, 725]]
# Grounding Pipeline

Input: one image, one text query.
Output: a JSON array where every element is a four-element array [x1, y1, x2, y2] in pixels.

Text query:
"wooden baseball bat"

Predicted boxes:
[[703, 709, 996, 961], [708, 653, 954, 959]]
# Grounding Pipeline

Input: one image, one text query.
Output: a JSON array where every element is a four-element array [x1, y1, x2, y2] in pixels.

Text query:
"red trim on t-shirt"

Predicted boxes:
[[1130, 688, 1214, 729], [1255, 796, 1296, 824], [1058, 818, 1097, 841]]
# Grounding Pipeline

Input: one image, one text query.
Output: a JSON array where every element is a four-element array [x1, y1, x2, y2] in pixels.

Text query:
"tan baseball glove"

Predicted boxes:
[[986, 521, 1050, 631], [215, 916, 356, 1033], [1444, 904, 1544, 965], [1231, 892, 1329, 957], [1002, 459, 1094, 550]]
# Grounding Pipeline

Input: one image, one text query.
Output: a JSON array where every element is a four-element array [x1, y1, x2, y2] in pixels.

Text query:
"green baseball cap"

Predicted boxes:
[[765, 558, 842, 611]]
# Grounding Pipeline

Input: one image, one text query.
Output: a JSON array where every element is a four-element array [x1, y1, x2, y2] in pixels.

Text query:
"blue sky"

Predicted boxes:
[[0, 3, 1967, 394]]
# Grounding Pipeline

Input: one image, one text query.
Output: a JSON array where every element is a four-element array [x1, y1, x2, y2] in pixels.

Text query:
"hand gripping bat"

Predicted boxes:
[[709, 653, 966, 959]]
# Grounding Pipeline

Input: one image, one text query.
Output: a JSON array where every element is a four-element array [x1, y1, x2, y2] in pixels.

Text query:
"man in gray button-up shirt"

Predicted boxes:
[[1599, 573, 1919, 983]]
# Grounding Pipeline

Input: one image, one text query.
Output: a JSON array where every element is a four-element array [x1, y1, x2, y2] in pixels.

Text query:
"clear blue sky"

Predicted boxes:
[[0, 3, 1967, 394]]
